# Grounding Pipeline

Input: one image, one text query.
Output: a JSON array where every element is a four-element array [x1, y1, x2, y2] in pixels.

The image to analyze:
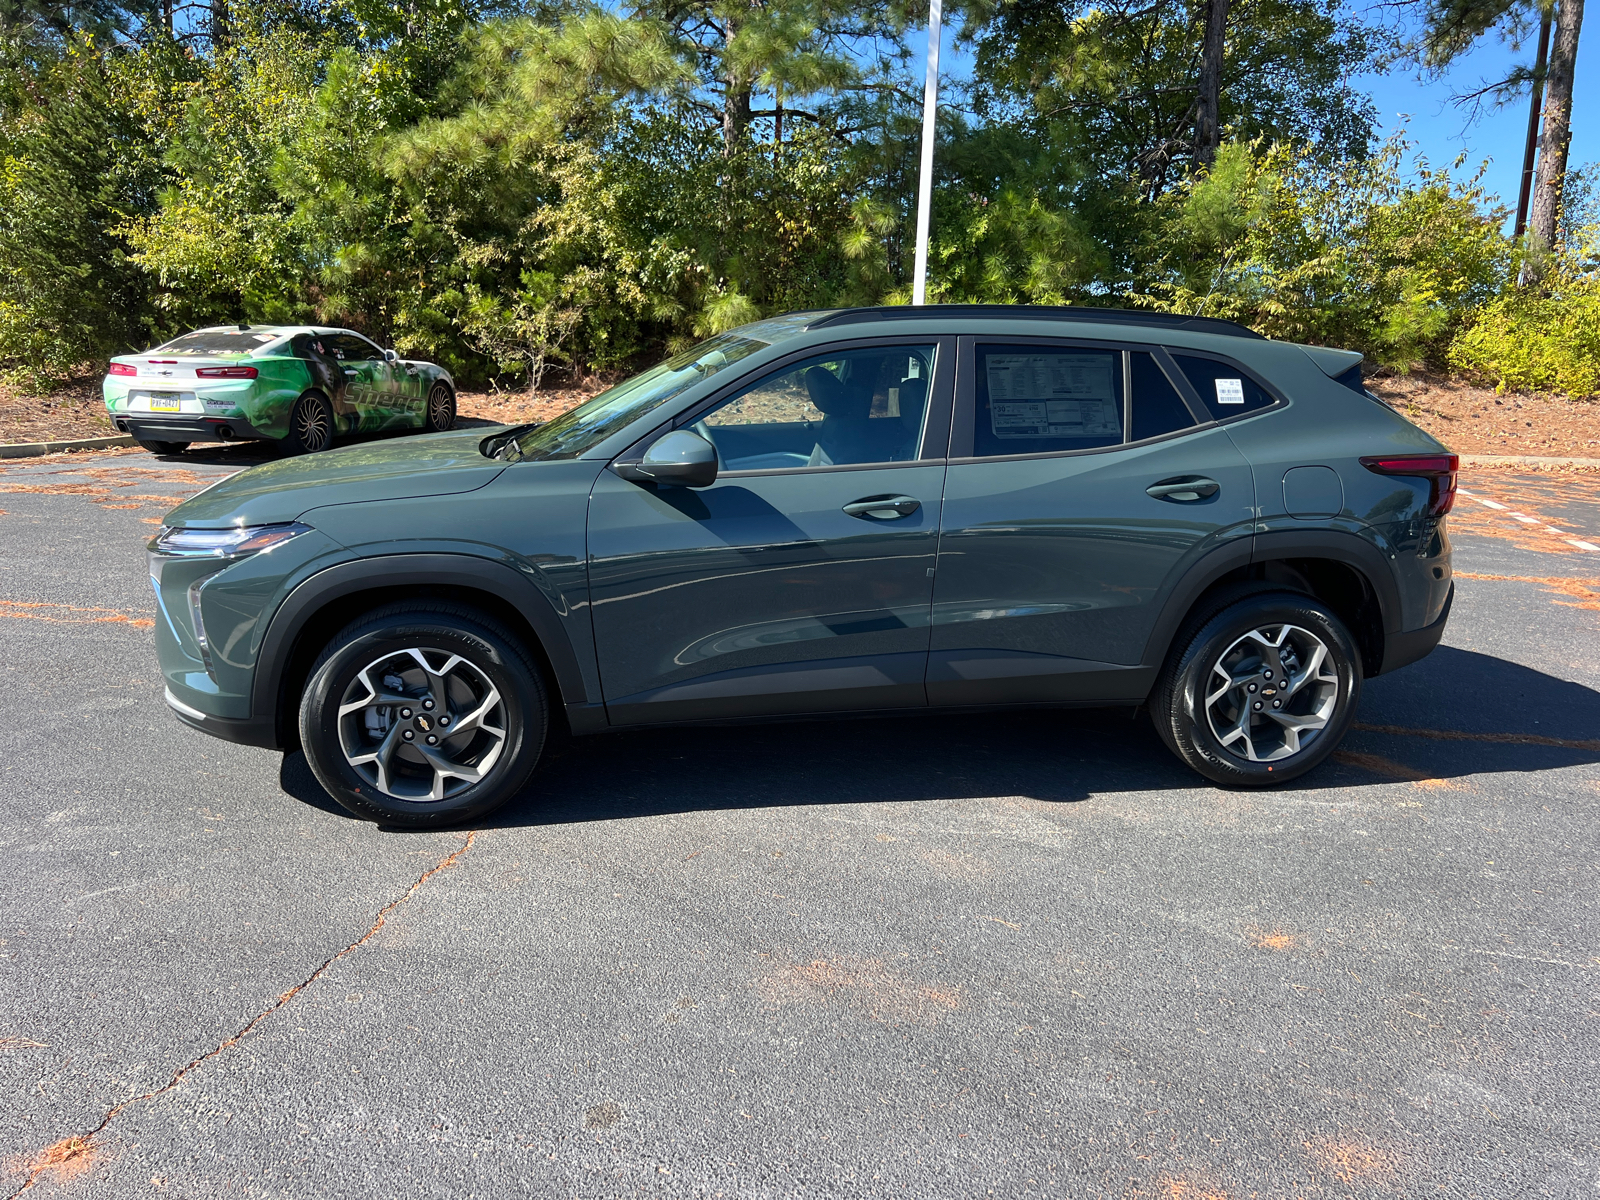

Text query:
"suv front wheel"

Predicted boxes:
[[1151, 590, 1360, 787], [299, 604, 548, 826]]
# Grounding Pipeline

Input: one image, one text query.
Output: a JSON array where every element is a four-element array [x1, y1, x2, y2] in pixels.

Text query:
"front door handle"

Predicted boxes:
[[843, 495, 921, 520], [1146, 476, 1220, 502]]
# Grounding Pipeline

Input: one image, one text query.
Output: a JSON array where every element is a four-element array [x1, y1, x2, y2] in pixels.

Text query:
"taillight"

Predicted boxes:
[[195, 365, 258, 379], [1360, 454, 1459, 517], [107, 363, 136, 376]]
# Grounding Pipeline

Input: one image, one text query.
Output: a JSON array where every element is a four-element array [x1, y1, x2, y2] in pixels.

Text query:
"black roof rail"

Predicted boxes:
[[805, 304, 1264, 340]]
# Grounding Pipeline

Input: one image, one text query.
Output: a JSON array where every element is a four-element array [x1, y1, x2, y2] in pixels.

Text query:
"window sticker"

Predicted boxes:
[[1215, 377, 1245, 405], [252, 333, 275, 343], [987, 354, 1119, 438]]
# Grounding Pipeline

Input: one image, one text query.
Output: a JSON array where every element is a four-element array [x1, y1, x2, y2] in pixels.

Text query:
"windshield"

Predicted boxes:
[[149, 327, 282, 356], [506, 333, 770, 462]]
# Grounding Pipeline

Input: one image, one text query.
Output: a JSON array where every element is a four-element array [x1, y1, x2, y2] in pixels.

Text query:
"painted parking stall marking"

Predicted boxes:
[[1458, 486, 1600, 552]]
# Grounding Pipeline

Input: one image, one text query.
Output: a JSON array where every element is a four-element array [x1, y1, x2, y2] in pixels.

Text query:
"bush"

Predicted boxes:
[[1448, 234, 1600, 398]]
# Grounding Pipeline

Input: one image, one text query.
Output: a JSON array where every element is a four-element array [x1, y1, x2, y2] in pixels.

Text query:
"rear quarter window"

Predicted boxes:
[[1171, 353, 1277, 420]]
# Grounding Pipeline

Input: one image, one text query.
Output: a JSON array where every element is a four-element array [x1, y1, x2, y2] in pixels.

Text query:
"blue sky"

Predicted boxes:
[[1357, 23, 1596, 214], [922, 6, 1592, 217]]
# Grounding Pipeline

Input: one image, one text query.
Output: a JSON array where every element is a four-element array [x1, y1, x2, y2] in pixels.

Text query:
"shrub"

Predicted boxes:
[[1448, 233, 1600, 398]]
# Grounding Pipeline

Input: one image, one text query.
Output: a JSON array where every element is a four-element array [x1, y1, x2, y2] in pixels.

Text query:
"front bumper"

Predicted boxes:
[[115, 414, 267, 443], [165, 688, 280, 748]]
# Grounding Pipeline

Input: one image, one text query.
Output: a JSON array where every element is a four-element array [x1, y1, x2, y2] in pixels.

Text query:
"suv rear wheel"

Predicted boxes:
[[1150, 590, 1360, 786], [298, 604, 548, 826]]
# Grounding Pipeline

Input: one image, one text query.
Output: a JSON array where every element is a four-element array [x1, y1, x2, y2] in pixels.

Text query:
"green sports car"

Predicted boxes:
[[103, 324, 457, 455]]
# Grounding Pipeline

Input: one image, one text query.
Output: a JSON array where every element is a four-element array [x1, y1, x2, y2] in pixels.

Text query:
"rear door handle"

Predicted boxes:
[[843, 495, 921, 520], [1146, 476, 1220, 502]]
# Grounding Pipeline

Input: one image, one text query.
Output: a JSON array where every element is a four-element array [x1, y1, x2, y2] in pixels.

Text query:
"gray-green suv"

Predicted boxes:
[[149, 306, 1455, 826]]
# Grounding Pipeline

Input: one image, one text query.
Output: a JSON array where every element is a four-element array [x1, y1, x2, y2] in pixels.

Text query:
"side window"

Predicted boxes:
[[972, 344, 1123, 457], [1129, 352, 1201, 441], [333, 334, 381, 362], [694, 344, 935, 470], [1171, 353, 1276, 420]]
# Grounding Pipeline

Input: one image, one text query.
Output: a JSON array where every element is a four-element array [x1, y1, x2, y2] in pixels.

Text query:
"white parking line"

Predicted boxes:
[[1456, 487, 1598, 552]]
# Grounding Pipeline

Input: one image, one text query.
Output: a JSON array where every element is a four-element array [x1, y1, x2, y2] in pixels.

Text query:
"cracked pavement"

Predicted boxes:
[[2, 448, 1597, 1198]]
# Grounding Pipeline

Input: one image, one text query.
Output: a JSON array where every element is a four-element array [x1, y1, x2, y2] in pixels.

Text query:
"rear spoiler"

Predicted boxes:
[[1296, 344, 1368, 396]]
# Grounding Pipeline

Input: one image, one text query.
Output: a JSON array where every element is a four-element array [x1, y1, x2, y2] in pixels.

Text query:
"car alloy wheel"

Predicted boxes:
[[286, 393, 333, 454], [1149, 588, 1359, 787], [425, 383, 455, 433], [1202, 624, 1340, 762], [337, 647, 507, 802], [298, 603, 548, 826]]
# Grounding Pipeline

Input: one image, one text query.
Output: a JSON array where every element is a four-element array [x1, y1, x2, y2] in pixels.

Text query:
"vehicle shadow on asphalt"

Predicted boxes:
[[276, 646, 1600, 828]]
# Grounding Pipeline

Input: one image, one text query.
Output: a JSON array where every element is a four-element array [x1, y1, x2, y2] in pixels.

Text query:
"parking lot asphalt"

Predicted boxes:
[[1, 446, 1597, 1199]]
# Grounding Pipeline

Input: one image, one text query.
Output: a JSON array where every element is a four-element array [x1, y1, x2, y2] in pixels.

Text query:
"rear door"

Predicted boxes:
[[929, 337, 1257, 705], [587, 338, 955, 725]]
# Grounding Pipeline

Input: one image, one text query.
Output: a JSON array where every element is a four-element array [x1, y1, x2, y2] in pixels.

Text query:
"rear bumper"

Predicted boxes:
[[114, 414, 266, 443], [1378, 583, 1453, 675]]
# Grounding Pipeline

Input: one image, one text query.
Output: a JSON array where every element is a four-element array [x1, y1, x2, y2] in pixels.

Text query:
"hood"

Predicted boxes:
[[164, 429, 506, 527]]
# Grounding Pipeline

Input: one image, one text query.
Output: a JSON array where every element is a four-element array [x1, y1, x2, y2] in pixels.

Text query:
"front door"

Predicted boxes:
[[588, 341, 950, 725], [929, 338, 1257, 705]]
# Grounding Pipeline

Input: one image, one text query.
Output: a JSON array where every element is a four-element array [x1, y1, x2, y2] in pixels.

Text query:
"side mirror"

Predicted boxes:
[[615, 429, 718, 488], [384, 349, 399, 362]]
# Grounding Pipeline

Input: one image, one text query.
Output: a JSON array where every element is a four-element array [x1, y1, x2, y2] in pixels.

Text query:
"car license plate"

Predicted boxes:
[[149, 392, 181, 411]]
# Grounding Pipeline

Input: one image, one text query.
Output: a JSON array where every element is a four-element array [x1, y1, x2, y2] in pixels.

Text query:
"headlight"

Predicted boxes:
[[150, 523, 313, 558]]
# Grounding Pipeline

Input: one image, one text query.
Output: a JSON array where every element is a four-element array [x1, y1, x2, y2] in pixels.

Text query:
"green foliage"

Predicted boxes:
[[0, 0, 1592, 399], [1136, 139, 1518, 368], [0, 36, 160, 386], [1448, 232, 1600, 397]]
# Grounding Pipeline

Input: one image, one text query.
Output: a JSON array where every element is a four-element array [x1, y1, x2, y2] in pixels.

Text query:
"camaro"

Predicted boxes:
[[146, 305, 1455, 827], [103, 324, 456, 455]]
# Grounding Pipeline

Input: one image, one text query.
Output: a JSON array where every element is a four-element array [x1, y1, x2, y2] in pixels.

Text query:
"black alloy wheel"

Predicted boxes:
[[298, 603, 549, 827], [424, 383, 456, 433], [284, 392, 334, 455], [136, 439, 190, 456], [1150, 589, 1361, 787]]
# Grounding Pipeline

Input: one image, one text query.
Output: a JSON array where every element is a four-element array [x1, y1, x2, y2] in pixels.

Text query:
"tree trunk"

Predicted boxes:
[[721, 17, 751, 158], [1513, 9, 1551, 240], [1528, 0, 1584, 253], [1193, 0, 1231, 168]]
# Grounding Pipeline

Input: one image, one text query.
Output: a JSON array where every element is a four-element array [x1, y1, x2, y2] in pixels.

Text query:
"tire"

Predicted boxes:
[[136, 439, 189, 455], [298, 603, 549, 827], [282, 392, 334, 455], [423, 382, 456, 433], [1149, 589, 1360, 787]]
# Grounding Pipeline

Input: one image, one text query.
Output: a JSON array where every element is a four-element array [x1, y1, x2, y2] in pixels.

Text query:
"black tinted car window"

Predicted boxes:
[[972, 345, 1123, 457], [1172, 354, 1276, 419], [331, 333, 380, 361], [1129, 353, 1200, 440], [697, 344, 935, 469]]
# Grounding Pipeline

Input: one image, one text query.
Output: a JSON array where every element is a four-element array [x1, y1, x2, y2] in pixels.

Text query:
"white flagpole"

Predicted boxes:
[[911, 0, 941, 306]]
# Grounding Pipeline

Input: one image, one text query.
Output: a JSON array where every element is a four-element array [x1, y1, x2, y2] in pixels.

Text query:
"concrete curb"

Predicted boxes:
[[0, 434, 136, 459], [1462, 453, 1600, 469]]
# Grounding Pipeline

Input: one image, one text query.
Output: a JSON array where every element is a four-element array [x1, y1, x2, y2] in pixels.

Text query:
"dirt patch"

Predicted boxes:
[[10, 1135, 101, 1188], [1455, 571, 1600, 613], [1303, 1135, 1403, 1187], [454, 379, 609, 429], [756, 956, 962, 1025], [1246, 928, 1302, 951], [0, 462, 211, 513], [0, 375, 114, 444], [0, 600, 154, 630], [1368, 372, 1600, 460]]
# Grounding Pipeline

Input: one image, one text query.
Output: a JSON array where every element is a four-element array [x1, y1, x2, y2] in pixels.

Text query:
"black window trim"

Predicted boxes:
[[1161, 345, 1288, 424], [612, 333, 958, 478], [948, 334, 1218, 464]]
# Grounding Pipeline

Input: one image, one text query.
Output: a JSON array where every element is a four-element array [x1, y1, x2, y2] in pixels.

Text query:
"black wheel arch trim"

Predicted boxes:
[[251, 553, 590, 749], [1138, 529, 1403, 674]]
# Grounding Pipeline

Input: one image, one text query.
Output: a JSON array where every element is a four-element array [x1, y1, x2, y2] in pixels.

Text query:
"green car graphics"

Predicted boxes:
[[103, 325, 456, 455]]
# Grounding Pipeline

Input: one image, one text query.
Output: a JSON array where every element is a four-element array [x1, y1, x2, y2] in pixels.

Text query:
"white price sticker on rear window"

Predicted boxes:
[[1215, 378, 1245, 405]]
